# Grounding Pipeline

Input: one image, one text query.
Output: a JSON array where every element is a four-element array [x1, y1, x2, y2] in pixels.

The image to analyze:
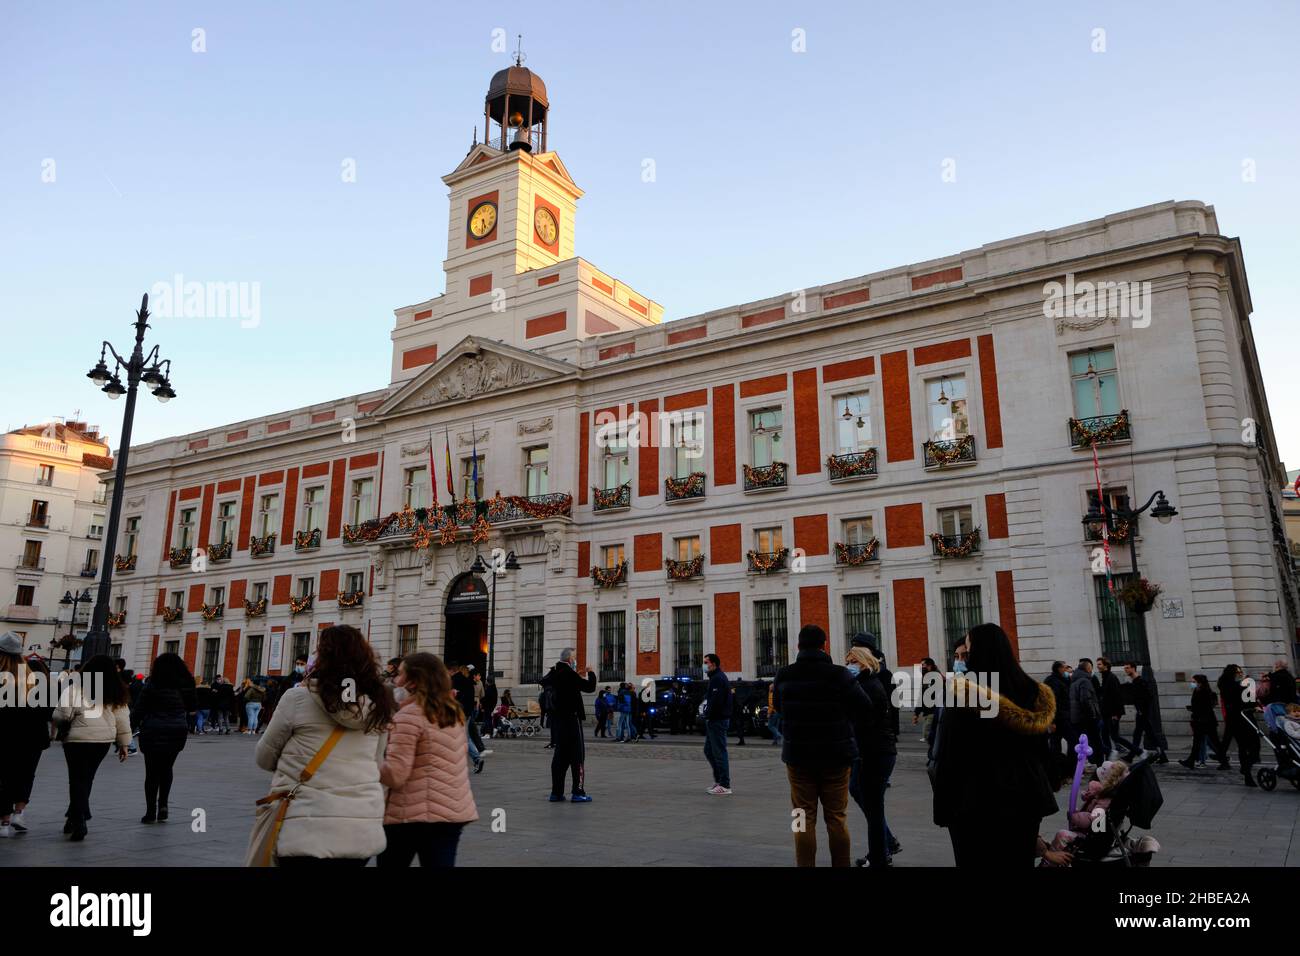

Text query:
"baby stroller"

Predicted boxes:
[[1243, 712, 1300, 792], [1071, 754, 1164, 867]]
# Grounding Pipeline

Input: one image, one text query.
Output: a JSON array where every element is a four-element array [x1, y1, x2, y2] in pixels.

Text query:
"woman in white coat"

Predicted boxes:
[[53, 655, 132, 841], [255, 625, 394, 866]]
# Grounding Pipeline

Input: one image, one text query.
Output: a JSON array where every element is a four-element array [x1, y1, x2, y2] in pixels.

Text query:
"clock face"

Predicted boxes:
[[468, 202, 497, 239], [534, 206, 558, 245]]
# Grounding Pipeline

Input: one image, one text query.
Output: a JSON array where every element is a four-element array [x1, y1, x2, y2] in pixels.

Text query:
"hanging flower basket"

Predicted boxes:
[[1116, 577, 1162, 614]]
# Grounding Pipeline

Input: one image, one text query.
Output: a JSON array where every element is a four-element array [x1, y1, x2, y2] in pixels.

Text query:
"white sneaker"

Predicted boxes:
[[0, 824, 13, 838], [9, 812, 26, 832], [478, 749, 494, 758], [707, 785, 733, 795]]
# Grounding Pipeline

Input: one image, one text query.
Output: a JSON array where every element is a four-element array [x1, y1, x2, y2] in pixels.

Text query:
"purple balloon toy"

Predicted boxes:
[[1069, 734, 1093, 814]]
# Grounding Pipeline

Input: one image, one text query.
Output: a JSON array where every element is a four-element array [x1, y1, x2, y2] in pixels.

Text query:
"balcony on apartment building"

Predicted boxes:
[[743, 462, 788, 492], [293, 528, 322, 553], [344, 493, 575, 546], [922, 435, 977, 470], [930, 529, 982, 559], [250, 534, 276, 557], [827, 449, 878, 482], [1068, 410, 1132, 449], [169, 547, 193, 569], [593, 483, 631, 513], [114, 554, 138, 573], [208, 541, 232, 563], [747, 548, 789, 574], [664, 472, 706, 503], [15, 554, 46, 573]]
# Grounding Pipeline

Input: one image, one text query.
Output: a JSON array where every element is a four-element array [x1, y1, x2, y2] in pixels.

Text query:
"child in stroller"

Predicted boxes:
[[1248, 703, 1300, 791], [1037, 756, 1163, 867]]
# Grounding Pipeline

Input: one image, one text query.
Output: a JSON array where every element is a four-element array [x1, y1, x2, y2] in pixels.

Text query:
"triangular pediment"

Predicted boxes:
[[376, 337, 575, 416]]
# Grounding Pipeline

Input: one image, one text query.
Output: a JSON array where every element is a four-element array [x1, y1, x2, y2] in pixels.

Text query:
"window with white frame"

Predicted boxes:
[[301, 486, 324, 530], [345, 571, 365, 594], [210, 585, 225, 607], [749, 408, 783, 466], [937, 505, 974, 538], [833, 392, 873, 453], [601, 430, 629, 489], [842, 516, 874, 544], [459, 457, 484, 501], [83, 548, 99, 574], [123, 516, 141, 557], [403, 467, 430, 509], [177, 507, 197, 549], [674, 535, 701, 561], [298, 577, 315, 598], [252, 582, 268, 603], [670, 415, 704, 478], [926, 375, 969, 441], [88, 515, 104, 538], [600, 544, 625, 568], [1070, 346, 1120, 418], [349, 478, 374, 525], [216, 503, 236, 545], [524, 446, 549, 496], [754, 526, 783, 553], [258, 494, 280, 537], [169, 591, 184, 610], [37, 464, 54, 486]]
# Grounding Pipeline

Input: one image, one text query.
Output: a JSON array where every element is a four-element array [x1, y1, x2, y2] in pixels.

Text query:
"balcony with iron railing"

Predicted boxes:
[[930, 529, 981, 558], [208, 540, 232, 563], [114, 553, 137, 573], [161, 606, 183, 624], [834, 540, 880, 566], [665, 554, 705, 580], [26, 514, 50, 529], [346, 493, 574, 545], [591, 560, 628, 589], [593, 483, 631, 513], [15, 554, 46, 572], [169, 547, 193, 569], [743, 462, 787, 492], [79, 563, 99, 579], [827, 449, 878, 482], [664, 473, 706, 503], [1084, 514, 1139, 544], [201, 603, 224, 622], [338, 590, 364, 610], [294, 528, 322, 552], [250, 534, 276, 557], [747, 548, 789, 574], [1068, 409, 1131, 449], [922, 435, 977, 469]]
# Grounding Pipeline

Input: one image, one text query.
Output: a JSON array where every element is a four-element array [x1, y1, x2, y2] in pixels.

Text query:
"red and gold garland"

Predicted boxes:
[[487, 492, 509, 521], [665, 472, 705, 498], [666, 554, 705, 579], [294, 529, 320, 549], [337, 591, 364, 609], [743, 462, 787, 486], [505, 493, 572, 518], [591, 561, 628, 588], [289, 594, 314, 616], [1116, 577, 1162, 613], [593, 483, 630, 509], [471, 515, 492, 544], [1069, 410, 1130, 446], [827, 449, 878, 480], [834, 538, 880, 565], [456, 499, 477, 524], [201, 603, 223, 622], [930, 529, 981, 557], [161, 606, 183, 624], [114, 554, 137, 572], [927, 435, 975, 466], [250, 534, 276, 556], [411, 524, 433, 551], [107, 610, 126, 629], [746, 547, 789, 573], [244, 597, 267, 618]]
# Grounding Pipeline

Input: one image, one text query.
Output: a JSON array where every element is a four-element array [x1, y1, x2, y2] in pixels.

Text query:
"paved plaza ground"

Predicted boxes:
[[2, 732, 1298, 867]]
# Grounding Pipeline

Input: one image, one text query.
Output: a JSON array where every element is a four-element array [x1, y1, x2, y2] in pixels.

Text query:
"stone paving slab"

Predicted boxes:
[[0, 732, 1296, 867]]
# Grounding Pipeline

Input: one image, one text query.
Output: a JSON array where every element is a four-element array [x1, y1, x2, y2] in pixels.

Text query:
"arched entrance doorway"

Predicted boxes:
[[444, 572, 489, 673]]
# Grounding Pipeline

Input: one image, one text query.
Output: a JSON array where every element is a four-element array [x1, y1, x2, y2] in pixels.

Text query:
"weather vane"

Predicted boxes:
[[514, 34, 525, 67]]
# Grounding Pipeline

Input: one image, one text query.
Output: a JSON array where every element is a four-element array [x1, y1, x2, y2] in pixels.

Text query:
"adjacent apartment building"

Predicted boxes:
[[99, 65, 1297, 689]]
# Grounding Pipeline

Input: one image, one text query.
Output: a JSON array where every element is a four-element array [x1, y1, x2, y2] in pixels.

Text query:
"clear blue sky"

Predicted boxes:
[[2, 1, 1298, 470]]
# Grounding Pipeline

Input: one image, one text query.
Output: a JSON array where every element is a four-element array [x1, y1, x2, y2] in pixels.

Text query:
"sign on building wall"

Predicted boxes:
[[1161, 598, 1184, 619], [636, 609, 658, 653], [267, 631, 284, 673]]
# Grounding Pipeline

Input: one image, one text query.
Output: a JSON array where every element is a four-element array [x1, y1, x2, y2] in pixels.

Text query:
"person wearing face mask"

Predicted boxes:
[[1180, 674, 1228, 771], [282, 656, 309, 693], [1218, 664, 1259, 787], [702, 654, 733, 795], [845, 646, 897, 868], [539, 649, 597, 802]]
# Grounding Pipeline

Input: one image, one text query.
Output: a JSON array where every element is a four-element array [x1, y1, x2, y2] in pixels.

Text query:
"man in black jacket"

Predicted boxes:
[[1096, 657, 1135, 759], [540, 648, 597, 802], [774, 624, 869, 867], [1044, 661, 1072, 761], [1268, 660, 1297, 706], [702, 654, 733, 794]]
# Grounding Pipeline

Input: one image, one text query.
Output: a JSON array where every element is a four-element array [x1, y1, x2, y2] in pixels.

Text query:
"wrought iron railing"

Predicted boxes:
[[922, 435, 977, 468], [930, 529, 981, 558], [16, 555, 46, 571], [250, 534, 276, 557], [79, 564, 98, 578], [1084, 515, 1138, 543], [352, 493, 575, 545], [666, 554, 705, 580], [593, 483, 631, 512], [338, 590, 364, 610], [834, 540, 880, 566], [591, 560, 628, 588], [827, 449, 878, 480], [664, 473, 706, 502], [289, 594, 314, 616], [26, 514, 49, 528], [169, 547, 192, 569], [161, 606, 183, 624], [208, 541, 232, 562], [294, 528, 322, 552], [114, 554, 137, 572], [201, 603, 224, 622], [743, 461, 787, 492], [747, 548, 789, 573], [1068, 410, 1131, 448]]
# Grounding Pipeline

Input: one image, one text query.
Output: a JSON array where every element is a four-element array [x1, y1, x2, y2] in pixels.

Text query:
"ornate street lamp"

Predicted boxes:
[[1083, 489, 1179, 582], [81, 294, 177, 661], [55, 588, 93, 668], [470, 549, 521, 684]]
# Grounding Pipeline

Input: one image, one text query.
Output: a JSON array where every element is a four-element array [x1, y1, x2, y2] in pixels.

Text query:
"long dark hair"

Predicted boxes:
[[148, 652, 195, 691], [399, 653, 463, 729], [964, 623, 1039, 709], [80, 655, 129, 709], [311, 625, 393, 733], [1217, 664, 1244, 702]]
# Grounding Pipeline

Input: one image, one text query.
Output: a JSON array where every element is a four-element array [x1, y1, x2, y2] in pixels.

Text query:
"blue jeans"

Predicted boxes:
[[703, 720, 730, 788], [849, 752, 896, 864], [768, 712, 782, 743], [467, 725, 481, 764], [617, 711, 633, 740], [195, 709, 209, 733], [245, 702, 262, 731]]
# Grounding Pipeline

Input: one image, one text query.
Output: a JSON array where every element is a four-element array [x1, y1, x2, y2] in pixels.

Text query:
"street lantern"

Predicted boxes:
[[469, 550, 520, 683], [79, 294, 177, 661]]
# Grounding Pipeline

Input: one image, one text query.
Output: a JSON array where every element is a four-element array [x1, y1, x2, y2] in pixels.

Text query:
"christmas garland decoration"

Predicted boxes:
[[107, 610, 126, 629], [456, 499, 477, 524], [114, 554, 137, 572], [337, 590, 364, 609], [1116, 577, 1162, 613], [438, 517, 460, 546], [665, 472, 706, 498], [827, 449, 878, 480], [294, 528, 321, 550], [244, 597, 267, 618], [593, 483, 631, 509], [666, 554, 705, 579], [169, 547, 192, 568], [746, 547, 789, 573], [161, 606, 183, 624], [471, 515, 492, 543], [743, 462, 787, 487], [591, 561, 628, 588], [926, 435, 975, 466], [1068, 410, 1130, 446], [201, 603, 223, 622], [834, 538, 880, 565], [487, 492, 509, 521], [930, 529, 981, 557], [250, 534, 276, 557], [411, 523, 433, 551], [505, 493, 572, 518], [289, 594, 314, 616], [1088, 515, 1134, 544], [208, 540, 232, 561]]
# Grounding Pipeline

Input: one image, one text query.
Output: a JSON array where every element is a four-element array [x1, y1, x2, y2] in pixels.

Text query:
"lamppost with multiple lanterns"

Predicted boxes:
[[1084, 488, 1179, 583], [54, 587, 93, 669], [469, 549, 520, 684], [80, 294, 177, 662]]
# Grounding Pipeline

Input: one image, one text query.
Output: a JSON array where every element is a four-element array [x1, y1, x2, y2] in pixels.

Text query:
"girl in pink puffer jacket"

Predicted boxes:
[[378, 653, 478, 867]]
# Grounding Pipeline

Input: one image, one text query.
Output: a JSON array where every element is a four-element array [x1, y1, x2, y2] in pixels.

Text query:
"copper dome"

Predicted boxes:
[[486, 66, 548, 109]]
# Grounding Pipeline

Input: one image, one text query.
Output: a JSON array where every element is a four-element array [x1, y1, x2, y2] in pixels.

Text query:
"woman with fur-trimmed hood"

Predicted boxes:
[[931, 623, 1058, 867]]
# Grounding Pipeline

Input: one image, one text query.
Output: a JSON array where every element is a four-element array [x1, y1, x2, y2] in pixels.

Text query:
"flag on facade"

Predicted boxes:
[[471, 424, 480, 502], [428, 430, 439, 507], [445, 428, 456, 502]]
